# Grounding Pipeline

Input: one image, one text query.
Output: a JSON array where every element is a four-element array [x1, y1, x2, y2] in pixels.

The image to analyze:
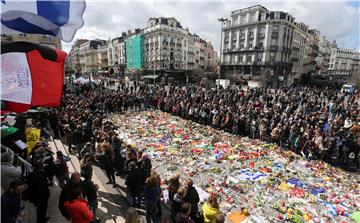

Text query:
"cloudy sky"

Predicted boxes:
[[62, 0, 360, 53]]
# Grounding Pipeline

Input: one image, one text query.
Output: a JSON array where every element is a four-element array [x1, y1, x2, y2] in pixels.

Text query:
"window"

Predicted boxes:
[[270, 52, 275, 62], [271, 38, 277, 46], [247, 55, 252, 62], [249, 31, 253, 37], [257, 55, 262, 62], [250, 13, 255, 22], [248, 43, 253, 48], [260, 27, 265, 34], [260, 13, 266, 21], [238, 55, 243, 62], [275, 12, 280, 19], [240, 15, 246, 24], [240, 44, 244, 49]]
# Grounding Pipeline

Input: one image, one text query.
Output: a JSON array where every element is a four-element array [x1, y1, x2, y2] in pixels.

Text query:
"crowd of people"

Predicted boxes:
[[66, 82, 360, 168], [158, 85, 360, 168], [1, 81, 359, 223]]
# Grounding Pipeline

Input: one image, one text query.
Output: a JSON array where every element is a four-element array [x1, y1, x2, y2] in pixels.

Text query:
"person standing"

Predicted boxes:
[[100, 143, 117, 187], [59, 172, 82, 220], [1, 150, 22, 191], [64, 187, 93, 223], [144, 174, 161, 223], [1, 179, 27, 223], [125, 162, 143, 207], [201, 194, 220, 223], [184, 179, 200, 222], [176, 203, 195, 223], [27, 161, 50, 223], [54, 151, 70, 189], [81, 168, 99, 218]]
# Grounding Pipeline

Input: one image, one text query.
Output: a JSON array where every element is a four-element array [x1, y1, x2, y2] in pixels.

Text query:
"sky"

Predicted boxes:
[[62, 0, 360, 53]]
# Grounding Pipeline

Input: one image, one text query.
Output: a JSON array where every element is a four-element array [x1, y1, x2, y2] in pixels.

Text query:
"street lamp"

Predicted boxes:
[[218, 17, 228, 91]]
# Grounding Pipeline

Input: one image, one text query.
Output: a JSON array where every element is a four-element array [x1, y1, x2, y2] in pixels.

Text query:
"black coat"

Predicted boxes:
[[27, 170, 50, 204], [184, 186, 200, 216], [125, 168, 143, 195], [81, 179, 97, 202]]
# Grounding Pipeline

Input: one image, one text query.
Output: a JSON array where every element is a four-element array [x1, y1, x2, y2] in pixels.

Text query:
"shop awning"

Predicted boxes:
[[143, 75, 159, 79]]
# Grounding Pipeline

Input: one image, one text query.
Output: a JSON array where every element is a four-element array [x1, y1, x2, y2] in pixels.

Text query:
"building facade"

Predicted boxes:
[[303, 29, 320, 75], [107, 33, 127, 74], [142, 17, 218, 75], [1, 34, 61, 49], [221, 5, 295, 86], [78, 39, 106, 73], [291, 22, 308, 78], [97, 41, 109, 72], [143, 17, 191, 72], [328, 48, 360, 76], [68, 17, 217, 77], [68, 39, 89, 72], [315, 37, 336, 75], [125, 34, 144, 70]]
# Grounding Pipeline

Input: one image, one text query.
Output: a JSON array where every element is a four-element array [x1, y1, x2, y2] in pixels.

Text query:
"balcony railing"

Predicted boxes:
[[271, 32, 279, 38], [270, 45, 278, 51]]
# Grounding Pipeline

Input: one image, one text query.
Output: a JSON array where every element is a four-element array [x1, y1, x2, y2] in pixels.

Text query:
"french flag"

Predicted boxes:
[[1, 0, 86, 42], [1, 41, 67, 113]]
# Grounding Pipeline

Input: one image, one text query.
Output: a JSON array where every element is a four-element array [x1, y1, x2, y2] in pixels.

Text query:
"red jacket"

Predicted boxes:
[[64, 198, 93, 223]]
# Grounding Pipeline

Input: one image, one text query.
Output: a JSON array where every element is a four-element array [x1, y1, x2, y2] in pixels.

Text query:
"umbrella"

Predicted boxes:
[[351, 212, 360, 223], [1, 126, 18, 139]]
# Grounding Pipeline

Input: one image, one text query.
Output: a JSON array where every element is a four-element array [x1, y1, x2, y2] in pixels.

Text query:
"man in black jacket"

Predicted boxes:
[[27, 161, 50, 223], [125, 162, 143, 207], [81, 170, 98, 217], [184, 179, 200, 222]]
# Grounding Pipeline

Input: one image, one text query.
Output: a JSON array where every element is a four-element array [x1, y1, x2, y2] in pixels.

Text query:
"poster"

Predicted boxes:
[[25, 128, 41, 154]]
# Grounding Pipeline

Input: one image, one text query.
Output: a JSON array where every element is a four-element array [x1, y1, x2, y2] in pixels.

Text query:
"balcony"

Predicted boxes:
[[248, 35, 254, 39], [271, 32, 279, 38], [270, 45, 278, 51], [255, 45, 264, 51], [241, 36, 245, 40], [258, 33, 265, 38]]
